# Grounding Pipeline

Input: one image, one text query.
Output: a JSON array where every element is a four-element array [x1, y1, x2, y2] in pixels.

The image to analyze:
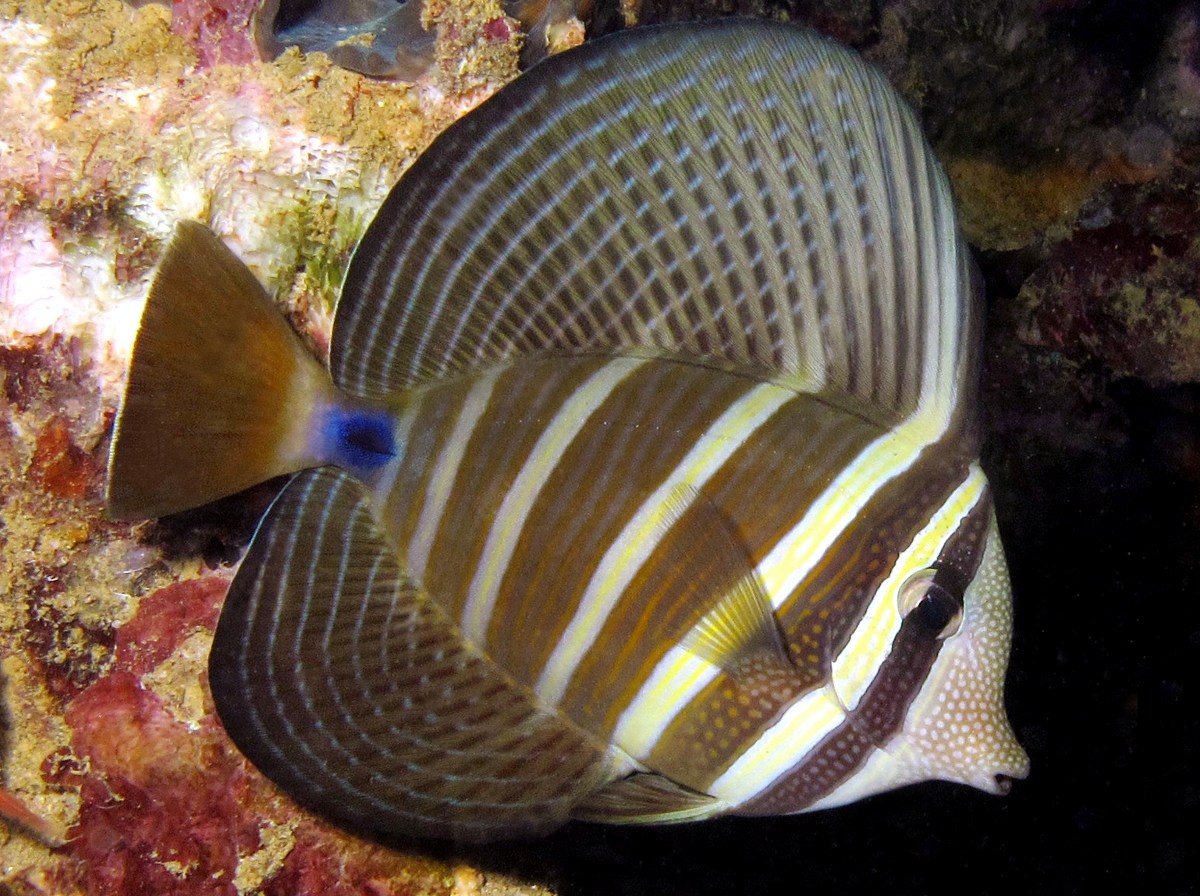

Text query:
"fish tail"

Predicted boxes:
[[107, 221, 340, 520]]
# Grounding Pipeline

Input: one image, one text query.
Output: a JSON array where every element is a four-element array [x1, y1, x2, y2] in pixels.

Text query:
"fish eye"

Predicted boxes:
[[898, 570, 963, 639]]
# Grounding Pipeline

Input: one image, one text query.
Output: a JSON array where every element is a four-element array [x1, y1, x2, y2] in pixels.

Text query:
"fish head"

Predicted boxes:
[[814, 506, 1030, 810], [893, 509, 1030, 793]]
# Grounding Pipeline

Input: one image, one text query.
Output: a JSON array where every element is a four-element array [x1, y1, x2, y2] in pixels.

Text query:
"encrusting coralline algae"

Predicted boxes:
[[0, 0, 556, 891]]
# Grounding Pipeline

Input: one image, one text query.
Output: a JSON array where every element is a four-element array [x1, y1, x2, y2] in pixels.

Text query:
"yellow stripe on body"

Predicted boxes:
[[755, 409, 948, 611], [406, 368, 505, 579], [536, 381, 796, 706], [609, 409, 937, 757], [461, 358, 647, 644], [611, 648, 718, 761], [707, 688, 846, 804], [706, 466, 987, 808]]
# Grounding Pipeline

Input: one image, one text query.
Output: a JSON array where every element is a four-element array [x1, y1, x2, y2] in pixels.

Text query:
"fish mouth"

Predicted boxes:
[[990, 773, 1016, 796], [975, 757, 1030, 795]]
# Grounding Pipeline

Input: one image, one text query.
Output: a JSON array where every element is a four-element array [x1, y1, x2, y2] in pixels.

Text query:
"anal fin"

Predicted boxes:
[[210, 467, 620, 842]]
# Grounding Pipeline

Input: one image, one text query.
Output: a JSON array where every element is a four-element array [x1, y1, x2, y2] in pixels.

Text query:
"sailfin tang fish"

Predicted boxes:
[[107, 19, 1028, 842]]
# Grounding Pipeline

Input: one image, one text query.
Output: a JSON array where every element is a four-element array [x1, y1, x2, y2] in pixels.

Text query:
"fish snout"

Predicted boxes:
[[894, 512, 1030, 795]]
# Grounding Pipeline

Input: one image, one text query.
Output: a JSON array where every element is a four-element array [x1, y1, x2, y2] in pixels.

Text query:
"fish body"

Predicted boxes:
[[108, 19, 1028, 842]]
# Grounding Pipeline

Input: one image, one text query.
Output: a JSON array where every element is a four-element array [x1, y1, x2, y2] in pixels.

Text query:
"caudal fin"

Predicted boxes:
[[107, 221, 336, 520]]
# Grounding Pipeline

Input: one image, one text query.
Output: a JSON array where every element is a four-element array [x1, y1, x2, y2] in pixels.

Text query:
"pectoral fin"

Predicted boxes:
[[660, 488, 797, 685]]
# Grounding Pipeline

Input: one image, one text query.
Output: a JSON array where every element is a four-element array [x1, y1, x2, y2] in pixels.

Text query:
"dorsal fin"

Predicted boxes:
[[209, 467, 624, 842], [332, 19, 978, 436]]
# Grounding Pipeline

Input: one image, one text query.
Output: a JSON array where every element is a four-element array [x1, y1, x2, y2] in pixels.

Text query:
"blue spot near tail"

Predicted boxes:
[[323, 405, 396, 474]]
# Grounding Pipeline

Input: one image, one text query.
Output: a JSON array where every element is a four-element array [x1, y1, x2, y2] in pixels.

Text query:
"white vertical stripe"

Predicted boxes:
[[831, 465, 985, 708], [461, 358, 646, 644], [612, 647, 718, 760], [537, 381, 794, 705], [406, 368, 505, 579], [707, 687, 845, 803]]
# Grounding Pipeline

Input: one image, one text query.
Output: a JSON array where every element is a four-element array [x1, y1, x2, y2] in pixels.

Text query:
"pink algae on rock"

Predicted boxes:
[[63, 669, 247, 894], [30, 416, 102, 502], [112, 577, 226, 677], [0, 0, 542, 893], [171, 0, 263, 69]]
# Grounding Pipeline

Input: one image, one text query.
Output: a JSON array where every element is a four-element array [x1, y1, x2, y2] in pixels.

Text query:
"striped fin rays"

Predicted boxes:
[[211, 467, 724, 840], [211, 466, 609, 840], [332, 18, 978, 436]]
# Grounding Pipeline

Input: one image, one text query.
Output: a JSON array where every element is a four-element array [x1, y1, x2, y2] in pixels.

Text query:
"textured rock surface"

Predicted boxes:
[[0, 0, 544, 893]]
